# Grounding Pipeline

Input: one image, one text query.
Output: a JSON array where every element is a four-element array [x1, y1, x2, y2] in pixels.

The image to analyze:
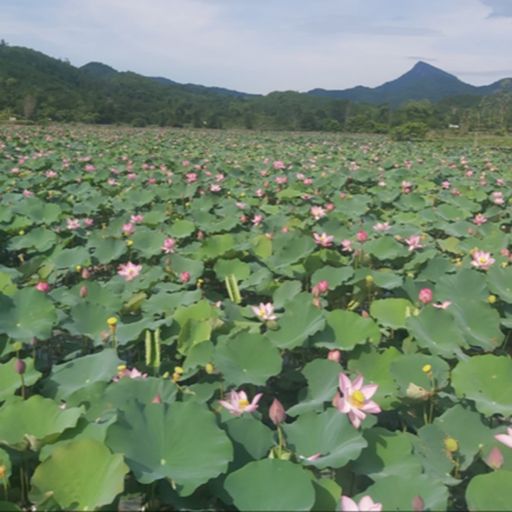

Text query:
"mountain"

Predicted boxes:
[[308, 61, 512, 105]]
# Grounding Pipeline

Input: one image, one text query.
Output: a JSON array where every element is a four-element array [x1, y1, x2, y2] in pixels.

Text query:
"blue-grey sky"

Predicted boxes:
[[1, 0, 512, 94]]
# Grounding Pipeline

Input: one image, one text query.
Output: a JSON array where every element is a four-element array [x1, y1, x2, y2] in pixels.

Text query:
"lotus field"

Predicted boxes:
[[1, 125, 512, 511]]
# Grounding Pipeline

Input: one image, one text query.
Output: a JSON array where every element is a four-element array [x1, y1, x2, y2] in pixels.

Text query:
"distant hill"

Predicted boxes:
[[0, 42, 511, 132], [308, 61, 512, 105]]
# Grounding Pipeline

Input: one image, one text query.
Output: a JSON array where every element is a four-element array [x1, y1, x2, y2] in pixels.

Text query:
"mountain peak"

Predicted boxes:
[[405, 60, 455, 80]]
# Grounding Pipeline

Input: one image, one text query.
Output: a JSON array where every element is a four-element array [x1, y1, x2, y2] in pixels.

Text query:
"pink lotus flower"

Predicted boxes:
[[341, 239, 353, 253], [313, 232, 334, 247], [401, 180, 412, 193], [84, 164, 96, 172], [433, 300, 452, 309], [485, 447, 504, 469], [269, 398, 286, 425], [162, 237, 176, 254], [303, 178, 313, 186], [45, 170, 57, 178], [185, 172, 197, 183], [405, 235, 423, 251], [311, 206, 326, 220], [327, 350, 341, 363], [273, 160, 286, 170], [252, 302, 277, 321], [312, 280, 329, 297], [252, 214, 264, 226], [495, 427, 512, 448], [255, 188, 265, 198], [210, 183, 222, 192], [333, 373, 381, 429], [471, 251, 495, 270], [275, 176, 288, 185], [219, 389, 263, 416], [118, 262, 142, 281], [22, 189, 34, 198], [491, 191, 504, 205], [356, 230, 368, 243], [130, 214, 144, 224], [418, 288, 433, 304], [473, 214, 487, 226], [122, 223, 135, 236], [83, 218, 94, 227], [35, 282, 50, 293], [180, 271, 191, 283], [441, 180, 451, 189], [340, 495, 383, 512], [67, 218, 81, 230], [113, 366, 147, 382], [373, 222, 390, 232]]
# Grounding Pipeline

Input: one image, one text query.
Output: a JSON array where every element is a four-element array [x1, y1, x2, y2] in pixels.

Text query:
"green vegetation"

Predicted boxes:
[[1, 42, 512, 136]]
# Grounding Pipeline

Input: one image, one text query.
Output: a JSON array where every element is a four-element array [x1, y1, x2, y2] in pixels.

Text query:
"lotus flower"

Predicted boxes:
[[219, 389, 262, 416], [311, 206, 326, 220], [495, 427, 512, 448], [252, 303, 277, 321], [161, 237, 176, 254], [471, 250, 495, 270], [333, 373, 381, 429], [418, 288, 433, 304], [473, 213, 487, 226], [405, 235, 423, 251], [117, 262, 142, 281], [313, 232, 334, 247], [340, 495, 383, 511]]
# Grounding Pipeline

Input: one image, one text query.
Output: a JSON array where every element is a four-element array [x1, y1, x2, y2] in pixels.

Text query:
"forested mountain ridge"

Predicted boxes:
[[0, 41, 511, 133]]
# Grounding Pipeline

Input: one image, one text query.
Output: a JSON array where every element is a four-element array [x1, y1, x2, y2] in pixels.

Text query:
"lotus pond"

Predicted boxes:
[[0, 125, 511, 511]]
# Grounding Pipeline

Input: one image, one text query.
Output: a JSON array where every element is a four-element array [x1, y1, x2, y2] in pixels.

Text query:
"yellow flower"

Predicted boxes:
[[107, 317, 118, 327], [444, 437, 459, 453]]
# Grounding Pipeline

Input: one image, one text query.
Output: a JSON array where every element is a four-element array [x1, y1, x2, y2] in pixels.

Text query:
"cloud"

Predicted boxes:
[[480, 0, 512, 17]]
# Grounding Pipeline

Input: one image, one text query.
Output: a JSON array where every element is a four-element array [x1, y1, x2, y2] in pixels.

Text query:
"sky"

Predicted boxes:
[[1, 0, 512, 94]]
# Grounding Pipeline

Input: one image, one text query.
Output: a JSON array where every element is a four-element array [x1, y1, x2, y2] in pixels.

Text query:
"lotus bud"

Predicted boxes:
[[327, 350, 341, 363], [79, 285, 88, 298], [81, 267, 91, 279], [356, 230, 368, 242], [412, 495, 425, 512], [35, 281, 50, 293], [418, 288, 433, 304], [151, 394, 162, 404], [269, 398, 286, 426], [180, 271, 191, 283], [15, 358, 26, 375], [485, 447, 504, 470]]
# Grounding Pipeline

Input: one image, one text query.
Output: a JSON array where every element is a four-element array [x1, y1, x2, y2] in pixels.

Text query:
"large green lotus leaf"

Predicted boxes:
[[225, 416, 274, 459], [52, 247, 91, 269], [177, 319, 212, 356], [287, 359, 341, 416], [105, 376, 178, 410], [198, 234, 236, 259], [413, 424, 458, 483], [438, 236, 463, 255], [0, 272, 16, 296], [170, 254, 204, 282], [487, 265, 512, 303], [214, 258, 251, 281], [434, 405, 490, 471], [89, 237, 126, 264], [43, 349, 122, 400], [266, 293, 325, 349], [452, 355, 512, 416], [362, 474, 448, 511], [391, 354, 450, 396], [63, 302, 112, 343], [418, 255, 455, 281], [272, 280, 302, 308], [224, 459, 315, 512], [106, 401, 233, 494], [311, 266, 353, 288], [0, 395, 82, 449], [8, 227, 57, 252], [15, 198, 61, 224], [312, 478, 342, 512], [284, 409, 367, 469], [352, 427, 422, 480], [325, 309, 380, 350], [365, 237, 408, 260], [435, 268, 488, 302], [370, 269, 403, 290], [348, 347, 401, 410], [143, 289, 201, 318], [0, 288, 57, 341], [168, 219, 195, 238], [406, 306, 466, 357], [267, 234, 315, 272], [30, 438, 128, 511], [0, 357, 41, 402], [131, 228, 166, 257], [448, 299, 503, 350], [214, 332, 282, 386], [466, 471, 512, 511], [370, 298, 414, 329]]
